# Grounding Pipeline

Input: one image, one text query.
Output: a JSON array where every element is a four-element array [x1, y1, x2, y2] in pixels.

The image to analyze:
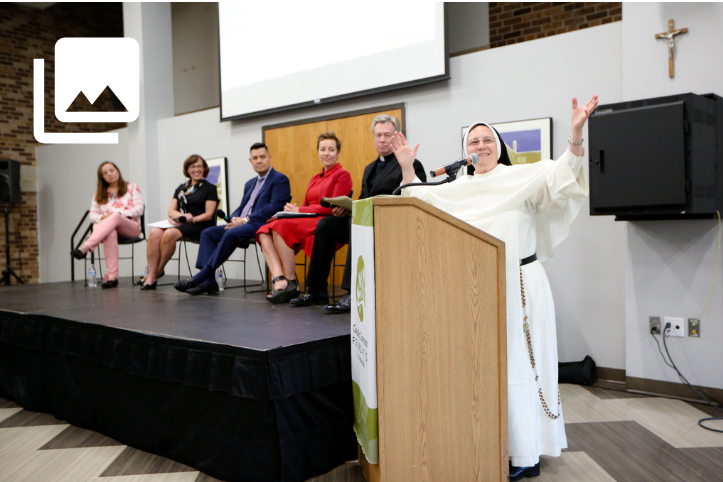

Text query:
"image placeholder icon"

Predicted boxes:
[[55, 37, 139, 123]]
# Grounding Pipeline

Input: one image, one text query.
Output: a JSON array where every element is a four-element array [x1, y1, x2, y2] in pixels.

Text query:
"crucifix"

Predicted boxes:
[[655, 19, 688, 78]]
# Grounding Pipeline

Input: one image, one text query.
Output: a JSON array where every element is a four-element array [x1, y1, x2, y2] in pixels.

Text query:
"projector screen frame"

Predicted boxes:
[[217, 6, 448, 123]]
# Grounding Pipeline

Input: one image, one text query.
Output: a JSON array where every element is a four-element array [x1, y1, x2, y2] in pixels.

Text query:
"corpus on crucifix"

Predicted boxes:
[[655, 19, 688, 78]]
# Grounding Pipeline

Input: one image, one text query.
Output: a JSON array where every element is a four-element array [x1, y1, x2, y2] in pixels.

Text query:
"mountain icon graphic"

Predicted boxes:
[[65, 86, 128, 113]]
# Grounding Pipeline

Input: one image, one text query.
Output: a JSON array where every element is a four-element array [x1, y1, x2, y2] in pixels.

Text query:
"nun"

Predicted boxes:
[[392, 95, 598, 481]]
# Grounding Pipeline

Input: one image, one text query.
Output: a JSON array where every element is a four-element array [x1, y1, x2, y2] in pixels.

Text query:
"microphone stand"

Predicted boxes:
[[2, 203, 23, 285], [392, 167, 462, 196]]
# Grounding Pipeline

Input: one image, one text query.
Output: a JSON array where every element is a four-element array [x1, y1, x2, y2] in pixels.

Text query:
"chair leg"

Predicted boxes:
[[241, 246, 263, 292], [131, 243, 137, 285], [331, 253, 336, 302], [209, 243, 266, 292], [242, 248, 247, 291], [242, 243, 266, 293], [184, 240, 194, 279]]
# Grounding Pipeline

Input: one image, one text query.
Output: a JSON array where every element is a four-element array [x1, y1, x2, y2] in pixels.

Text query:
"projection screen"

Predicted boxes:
[[219, 3, 448, 121]]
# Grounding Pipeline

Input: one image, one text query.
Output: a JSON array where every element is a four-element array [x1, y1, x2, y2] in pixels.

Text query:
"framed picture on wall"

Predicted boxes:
[[462, 118, 553, 165], [205, 157, 229, 221]]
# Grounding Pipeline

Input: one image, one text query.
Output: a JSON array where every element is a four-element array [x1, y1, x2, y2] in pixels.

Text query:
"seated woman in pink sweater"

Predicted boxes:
[[72, 161, 144, 288]]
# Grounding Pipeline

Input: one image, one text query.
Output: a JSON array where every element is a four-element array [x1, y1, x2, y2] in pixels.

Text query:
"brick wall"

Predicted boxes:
[[0, 2, 123, 284], [489, 2, 622, 48]]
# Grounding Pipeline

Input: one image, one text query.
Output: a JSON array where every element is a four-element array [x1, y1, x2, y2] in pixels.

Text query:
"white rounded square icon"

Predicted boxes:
[[54, 37, 139, 123]]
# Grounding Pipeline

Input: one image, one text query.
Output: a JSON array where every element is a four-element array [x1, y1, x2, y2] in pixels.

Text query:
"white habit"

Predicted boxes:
[[402, 149, 588, 467]]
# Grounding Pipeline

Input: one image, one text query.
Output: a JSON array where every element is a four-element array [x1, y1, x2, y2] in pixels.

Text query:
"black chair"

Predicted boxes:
[[176, 234, 200, 281], [329, 249, 346, 301], [323, 190, 353, 301], [221, 238, 266, 292]]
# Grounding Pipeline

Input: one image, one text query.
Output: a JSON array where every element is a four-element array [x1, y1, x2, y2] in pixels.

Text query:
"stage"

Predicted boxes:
[[0, 279, 357, 482]]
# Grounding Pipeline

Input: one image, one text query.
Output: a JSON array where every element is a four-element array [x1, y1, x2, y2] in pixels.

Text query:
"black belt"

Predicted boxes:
[[520, 253, 537, 266]]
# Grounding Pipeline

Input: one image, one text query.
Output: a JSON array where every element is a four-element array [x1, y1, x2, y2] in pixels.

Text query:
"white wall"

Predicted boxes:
[[621, 3, 723, 389], [626, 220, 723, 389], [36, 129, 129, 283], [622, 3, 723, 100], [33, 3, 723, 389]]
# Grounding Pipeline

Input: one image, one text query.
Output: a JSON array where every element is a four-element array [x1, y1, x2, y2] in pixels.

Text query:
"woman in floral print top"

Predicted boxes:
[[72, 162, 144, 288]]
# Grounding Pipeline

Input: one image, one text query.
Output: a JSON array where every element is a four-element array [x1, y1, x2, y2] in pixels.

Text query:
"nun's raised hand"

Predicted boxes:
[[390, 131, 419, 185], [571, 94, 599, 131]]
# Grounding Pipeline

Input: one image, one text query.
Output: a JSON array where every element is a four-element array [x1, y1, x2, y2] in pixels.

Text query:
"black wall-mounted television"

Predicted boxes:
[[589, 93, 723, 220]]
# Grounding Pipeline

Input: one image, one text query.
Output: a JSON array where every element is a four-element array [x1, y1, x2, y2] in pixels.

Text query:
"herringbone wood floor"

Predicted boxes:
[[1, 384, 722, 482]]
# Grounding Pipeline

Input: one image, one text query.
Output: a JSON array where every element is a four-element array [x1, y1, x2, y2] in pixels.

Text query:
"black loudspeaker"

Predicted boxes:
[[589, 93, 723, 220], [0, 159, 21, 204]]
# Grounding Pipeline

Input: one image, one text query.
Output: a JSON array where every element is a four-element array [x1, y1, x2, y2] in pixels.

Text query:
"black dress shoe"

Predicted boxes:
[[174, 278, 198, 293], [323, 292, 351, 313], [290, 292, 329, 306], [509, 463, 540, 481], [101, 279, 118, 289], [186, 281, 220, 295], [71, 248, 86, 260], [140, 282, 157, 291]]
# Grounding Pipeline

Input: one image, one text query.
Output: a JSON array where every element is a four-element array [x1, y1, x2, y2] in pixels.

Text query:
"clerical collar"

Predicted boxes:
[[378, 152, 396, 163]]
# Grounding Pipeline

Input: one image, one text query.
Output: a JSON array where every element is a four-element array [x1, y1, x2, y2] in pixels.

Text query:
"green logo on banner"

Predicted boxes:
[[355, 255, 365, 321]]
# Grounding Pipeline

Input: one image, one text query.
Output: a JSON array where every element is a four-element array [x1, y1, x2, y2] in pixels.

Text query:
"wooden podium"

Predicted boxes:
[[358, 197, 508, 482]]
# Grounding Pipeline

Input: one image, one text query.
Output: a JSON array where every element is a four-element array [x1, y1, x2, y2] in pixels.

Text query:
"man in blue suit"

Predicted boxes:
[[174, 142, 290, 295]]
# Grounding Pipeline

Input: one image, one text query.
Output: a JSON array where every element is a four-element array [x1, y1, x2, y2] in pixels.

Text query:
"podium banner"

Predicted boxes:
[[351, 198, 378, 464]]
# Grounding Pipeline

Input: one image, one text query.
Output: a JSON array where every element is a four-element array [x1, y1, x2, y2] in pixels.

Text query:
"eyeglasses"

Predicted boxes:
[[467, 137, 496, 147], [374, 133, 394, 140]]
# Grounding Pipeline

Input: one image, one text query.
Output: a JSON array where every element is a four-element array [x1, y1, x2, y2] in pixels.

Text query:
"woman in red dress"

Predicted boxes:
[[257, 132, 352, 303]]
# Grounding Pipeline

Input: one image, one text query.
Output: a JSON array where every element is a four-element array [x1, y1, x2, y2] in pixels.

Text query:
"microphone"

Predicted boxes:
[[216, 209, 230, 222], [429, 153, 480, 178], [176, 216, 187, 223]]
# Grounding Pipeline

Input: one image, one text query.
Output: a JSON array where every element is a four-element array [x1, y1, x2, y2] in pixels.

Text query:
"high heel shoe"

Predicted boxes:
[[267, 275, 286, 300], [139, 271, 164, 284], [71, 248, 87, 259], [140, 282, 157, 291], [269, 278, 299, 304]]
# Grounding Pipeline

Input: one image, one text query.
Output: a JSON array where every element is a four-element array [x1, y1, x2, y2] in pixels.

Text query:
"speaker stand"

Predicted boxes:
[[2, 203, 23, 285]]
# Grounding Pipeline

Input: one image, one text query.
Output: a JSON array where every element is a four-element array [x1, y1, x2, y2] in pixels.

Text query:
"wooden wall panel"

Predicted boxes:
[[264, 107, 403, 287]]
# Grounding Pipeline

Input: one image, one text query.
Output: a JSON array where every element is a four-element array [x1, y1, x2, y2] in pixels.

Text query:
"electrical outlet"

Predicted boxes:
[[649, 316, 661, 335], [688, 318, 700, 337], [664, 317, 685, 337]]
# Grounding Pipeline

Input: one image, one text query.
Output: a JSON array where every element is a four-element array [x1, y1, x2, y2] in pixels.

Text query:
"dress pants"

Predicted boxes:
[[305, 216, 354, 294], [195, 222, 262, 270], [86, 212, 141, 280]]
